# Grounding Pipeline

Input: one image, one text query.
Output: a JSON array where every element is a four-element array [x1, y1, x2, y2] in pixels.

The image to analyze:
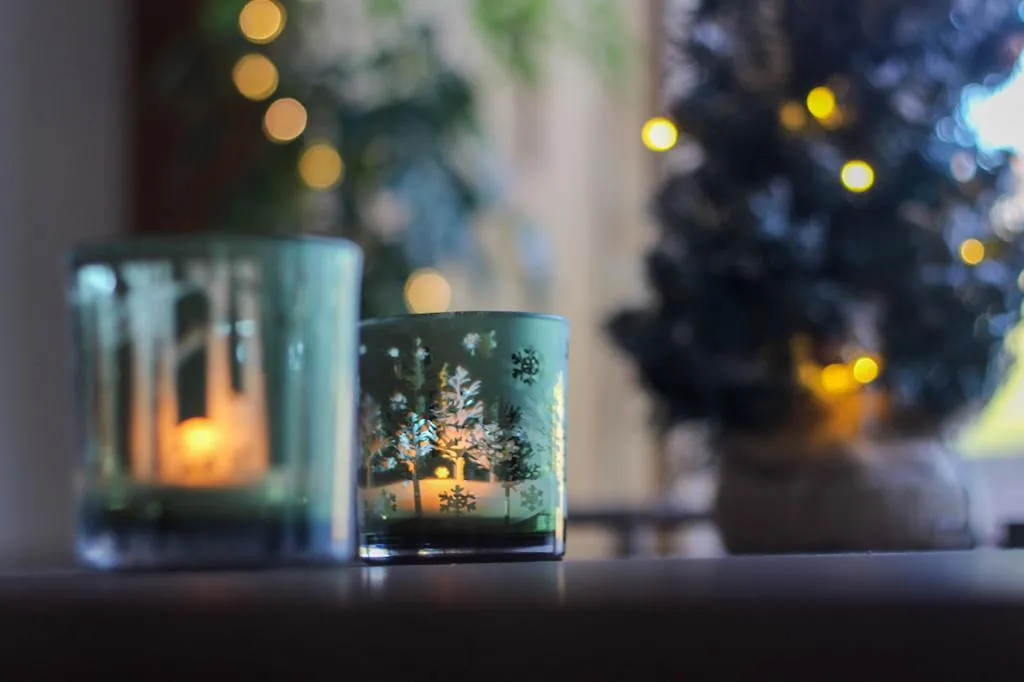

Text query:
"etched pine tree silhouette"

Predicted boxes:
[[434, 364, 484, 481], [359, 393, 386, 488], [395, 411, 436, 516], [488, 404, 541, 524], [438, 485, 477, 517]]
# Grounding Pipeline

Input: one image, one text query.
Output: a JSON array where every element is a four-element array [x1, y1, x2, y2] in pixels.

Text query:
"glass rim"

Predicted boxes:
[[360, 310, 568, 327], [69, 231, 361, 268]]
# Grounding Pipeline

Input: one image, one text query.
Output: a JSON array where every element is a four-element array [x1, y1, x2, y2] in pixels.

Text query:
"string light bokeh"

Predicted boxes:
[[239, 0, 286, 44], [779, 101, 807, 132], [263, 97, 307, 143], [299, 143, 344, 189], [403, 268, 452, 314], [805, 85, 837, 121], [232, 53, 279, 101], [959, 238, 986, 265], [840, 160, 875, 193], [641, 117, 678, 152]]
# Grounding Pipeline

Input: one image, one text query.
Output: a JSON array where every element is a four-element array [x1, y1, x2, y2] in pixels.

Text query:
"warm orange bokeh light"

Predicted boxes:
[[239, 0, 286, 44], [263, 97, 307, 143], [404, 268, 452, 314], [299, 142, 344, 189], [960, 238, 985, 265], [232, 53, 279, 101]]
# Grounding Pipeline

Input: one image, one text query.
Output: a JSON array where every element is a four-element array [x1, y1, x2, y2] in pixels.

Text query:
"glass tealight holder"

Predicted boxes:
[[69, 234, 362, 570], [358, 312, 568, 562]]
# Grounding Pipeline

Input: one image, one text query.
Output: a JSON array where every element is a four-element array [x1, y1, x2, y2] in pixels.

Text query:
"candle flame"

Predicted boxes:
[[178, 417, 222, 464]]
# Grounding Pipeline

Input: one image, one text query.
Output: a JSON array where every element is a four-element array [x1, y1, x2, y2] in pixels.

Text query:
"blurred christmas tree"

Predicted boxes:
[[610, 0, 1024, 446], [136, 0, 627, 317]]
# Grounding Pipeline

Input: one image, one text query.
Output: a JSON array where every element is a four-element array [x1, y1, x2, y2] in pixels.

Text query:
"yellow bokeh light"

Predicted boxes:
[[960, 238, 985, 265], [641, 117, 678, 152], [852, 356, 880, 384], [263, 98, 307, 143], [434, 466, 450, 479], [820, 363, 854, 394], [232, 53, 278, 101], [239, 0, 286, 44], [177, 417, 222, 464], [840, 160, 874, 193], [299, 143, 344, 189], [404, 268, 452, 314], [806, 86, 836, 120], [779, 101, 807, 132]]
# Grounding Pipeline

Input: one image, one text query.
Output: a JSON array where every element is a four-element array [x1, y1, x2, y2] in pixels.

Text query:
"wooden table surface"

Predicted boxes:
[[3, 550, 1024, 678]]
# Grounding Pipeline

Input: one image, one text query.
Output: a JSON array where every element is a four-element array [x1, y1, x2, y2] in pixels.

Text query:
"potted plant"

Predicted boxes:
[[610, 0, 1024, 553]]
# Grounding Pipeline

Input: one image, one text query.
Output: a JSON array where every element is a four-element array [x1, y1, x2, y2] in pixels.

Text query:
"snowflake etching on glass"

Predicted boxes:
[[512, 346, 541, 385], [438, 485, 477, 517], [520, 484, 544, 513], [462, 332, 480, 355]]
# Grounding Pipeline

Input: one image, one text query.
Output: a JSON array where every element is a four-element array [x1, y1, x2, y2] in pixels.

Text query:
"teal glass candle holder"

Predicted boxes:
[[69, 234, 362, 570], [358, 312, 568, 562]]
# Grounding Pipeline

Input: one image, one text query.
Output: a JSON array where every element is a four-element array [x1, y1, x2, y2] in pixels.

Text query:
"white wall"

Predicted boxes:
[[439, 1, 661, 555], [0, 0, 126, 567]]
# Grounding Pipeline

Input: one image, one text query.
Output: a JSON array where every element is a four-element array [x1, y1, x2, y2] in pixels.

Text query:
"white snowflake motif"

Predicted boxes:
[[462, 333, 481, 355], [359, 344, 367, 356], [390, 392, 408, 411], [387, 347, 400, 359]]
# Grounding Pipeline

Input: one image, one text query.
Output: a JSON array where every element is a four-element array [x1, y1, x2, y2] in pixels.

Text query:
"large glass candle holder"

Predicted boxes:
[[69, 234, 362, 570], [358, 312, 568, 562]]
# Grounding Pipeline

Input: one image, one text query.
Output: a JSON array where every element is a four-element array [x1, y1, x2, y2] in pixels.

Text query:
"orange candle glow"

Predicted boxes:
[[178, 418, 222, 465], [172, 417, 228, 485]]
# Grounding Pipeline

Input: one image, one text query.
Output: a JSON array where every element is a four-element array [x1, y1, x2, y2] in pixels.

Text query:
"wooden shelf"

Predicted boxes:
[[2, 551, 1024, 677]]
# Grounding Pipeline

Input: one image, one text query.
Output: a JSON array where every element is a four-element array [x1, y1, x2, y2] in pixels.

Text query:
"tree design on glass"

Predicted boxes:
[[359, 394, 386, 488], [439, 485, 477, 517], [435, 365, 485, 481], [462, 333, 481, 355], [379, 489, 398, 512], [395, 411, 437, 516], [487, 404, 542, 523], [520, 484, 544, 513], [512, 346, 541, 385], [550, 372, 565, 489], [363, 489, 399, 523]]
